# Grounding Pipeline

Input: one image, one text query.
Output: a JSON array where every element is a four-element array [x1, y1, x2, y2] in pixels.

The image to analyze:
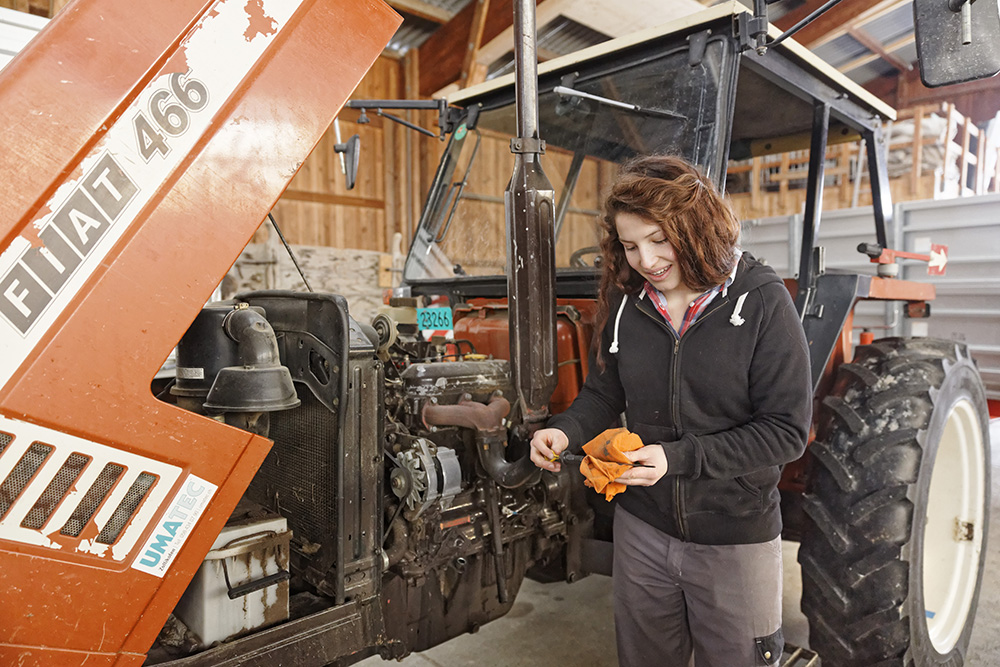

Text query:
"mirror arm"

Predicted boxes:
[[374, 109, 439, 138], [769, 0, 846, 49]]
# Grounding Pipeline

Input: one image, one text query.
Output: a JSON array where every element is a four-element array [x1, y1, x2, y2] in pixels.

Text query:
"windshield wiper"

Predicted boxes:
[[553, 86, 686, 121]]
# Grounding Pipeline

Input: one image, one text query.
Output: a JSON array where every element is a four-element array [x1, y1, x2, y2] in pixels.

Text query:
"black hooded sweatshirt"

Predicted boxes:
[[547, 252, 812, 545]]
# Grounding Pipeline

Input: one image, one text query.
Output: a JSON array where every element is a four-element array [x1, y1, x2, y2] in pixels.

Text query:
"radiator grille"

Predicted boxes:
[[97, 472, 157, 544], [0, 442, 53, 519], [247, 388, 337, 548], [21, 453, 91, 529], [60, 463, 124, 537], [0, 432, 11, 455]]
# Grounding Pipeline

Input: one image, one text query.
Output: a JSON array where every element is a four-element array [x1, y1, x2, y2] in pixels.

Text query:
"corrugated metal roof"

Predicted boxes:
[[429, 0, 473, 14], [808, 2, 916, 84], [860, 3, 914, 45], [386, 1, 925, 89], [385, 0, 473, 54], [486, 15, 611, 79], [386, 13, 439, 53]]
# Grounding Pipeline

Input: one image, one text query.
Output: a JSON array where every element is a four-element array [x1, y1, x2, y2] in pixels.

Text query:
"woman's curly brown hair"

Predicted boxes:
[[595, 155, 740, 365]]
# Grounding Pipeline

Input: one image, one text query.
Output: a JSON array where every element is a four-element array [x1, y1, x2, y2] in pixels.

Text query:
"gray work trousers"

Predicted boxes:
[[613, 505, 783, 667]]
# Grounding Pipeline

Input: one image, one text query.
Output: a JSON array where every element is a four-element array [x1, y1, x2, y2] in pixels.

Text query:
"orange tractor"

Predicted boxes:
[[0, 1, 994, 666]]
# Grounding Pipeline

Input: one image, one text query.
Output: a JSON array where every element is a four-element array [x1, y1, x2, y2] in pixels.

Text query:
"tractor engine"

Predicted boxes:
[[372, 306, 575, 652], [158, 292, 583, 658]]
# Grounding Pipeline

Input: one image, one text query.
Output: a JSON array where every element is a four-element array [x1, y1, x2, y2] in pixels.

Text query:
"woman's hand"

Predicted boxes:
[[615, 444, 668, 486], [529, 428, 569, 472]]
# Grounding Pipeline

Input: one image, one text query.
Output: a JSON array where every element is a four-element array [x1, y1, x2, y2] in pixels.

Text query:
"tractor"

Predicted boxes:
[[0, 1, 992, 666]]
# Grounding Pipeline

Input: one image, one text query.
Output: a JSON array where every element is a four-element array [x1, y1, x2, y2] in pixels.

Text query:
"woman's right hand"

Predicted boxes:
[[529, 428, 570, 472]]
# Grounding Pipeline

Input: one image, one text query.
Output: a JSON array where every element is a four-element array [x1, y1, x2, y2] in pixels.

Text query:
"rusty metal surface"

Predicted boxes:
[[0, 0, 399, 664]]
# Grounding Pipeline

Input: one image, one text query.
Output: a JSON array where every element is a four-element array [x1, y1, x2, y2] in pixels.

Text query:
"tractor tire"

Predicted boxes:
[[798, 337, 990, 667]]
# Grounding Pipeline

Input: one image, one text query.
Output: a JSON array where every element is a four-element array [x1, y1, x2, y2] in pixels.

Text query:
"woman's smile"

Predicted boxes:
[[615, 212, 686, 295]]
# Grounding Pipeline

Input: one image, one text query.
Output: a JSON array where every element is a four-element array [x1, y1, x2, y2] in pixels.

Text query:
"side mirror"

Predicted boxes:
[[913, 0, 1000, 87], [334, 134, 361, 190]]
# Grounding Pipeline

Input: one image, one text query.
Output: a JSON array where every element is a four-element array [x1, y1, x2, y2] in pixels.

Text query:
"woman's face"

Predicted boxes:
[[615, 212, 686, 294]]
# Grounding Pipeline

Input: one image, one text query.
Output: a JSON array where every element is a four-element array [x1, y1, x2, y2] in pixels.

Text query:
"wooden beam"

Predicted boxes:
[[418, 0, 550, 97], [773, 0, 905, 48], [282, 190, 385, 209], [386, 0, 450, 24], [838, 33, 914, 73], [848, 27, 911, 72], [460, 0, 490, 87]]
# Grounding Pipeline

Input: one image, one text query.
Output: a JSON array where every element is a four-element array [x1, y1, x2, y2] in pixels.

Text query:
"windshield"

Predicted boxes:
[[404, 36, 735, 283]]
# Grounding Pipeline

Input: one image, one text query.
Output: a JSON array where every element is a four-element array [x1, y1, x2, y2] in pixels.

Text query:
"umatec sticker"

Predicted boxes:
[[132, 474, 216, 577]]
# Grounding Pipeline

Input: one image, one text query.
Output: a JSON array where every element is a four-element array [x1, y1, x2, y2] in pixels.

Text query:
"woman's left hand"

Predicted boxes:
[[614, 444, 668, 486]]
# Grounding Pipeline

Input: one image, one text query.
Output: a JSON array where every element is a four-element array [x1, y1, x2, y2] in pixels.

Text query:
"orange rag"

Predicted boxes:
[[579, 428, 644, 501]]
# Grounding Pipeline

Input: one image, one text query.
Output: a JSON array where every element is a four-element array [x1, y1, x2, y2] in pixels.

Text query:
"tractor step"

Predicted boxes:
[[783, 644, 820, 666]]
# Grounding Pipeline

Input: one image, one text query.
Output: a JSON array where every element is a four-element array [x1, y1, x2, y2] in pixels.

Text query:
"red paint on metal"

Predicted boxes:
[[0, 0, 400, 664], [453, 298, 598, 415], [244, 0, 278, 41], [928, 243, 948, 276]]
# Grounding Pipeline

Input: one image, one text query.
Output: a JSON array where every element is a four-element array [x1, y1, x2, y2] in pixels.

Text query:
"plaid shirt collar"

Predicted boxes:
[[641, 251, 742, 337]]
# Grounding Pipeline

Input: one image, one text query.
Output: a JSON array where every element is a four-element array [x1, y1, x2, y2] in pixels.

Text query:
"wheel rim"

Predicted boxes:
[[921, 397, 986, 653]]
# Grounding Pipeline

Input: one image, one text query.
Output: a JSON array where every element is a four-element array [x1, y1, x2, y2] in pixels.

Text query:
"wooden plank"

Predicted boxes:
[[912, 106, 923, 195], [976, 127, 986, 195], [839, 143, 851, 207], [837, 33, 913, 74], [404, 49, 421, 251], [779, 153, 790, 210], [282, 189, 384, 209], [750, 157, 761, 211], [960, 116, 971, 194], [418, 0, 550, 97], [847, 26, 911, 73], [461, 0, 490, 88], [386, 0, 450, 24], [994, 146, 1000, 193], [775, 0, 907, 48]]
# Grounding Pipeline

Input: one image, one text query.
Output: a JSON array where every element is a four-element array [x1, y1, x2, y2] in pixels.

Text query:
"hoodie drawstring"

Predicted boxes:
[[730, 292, 748, 326], [609, 294, 628, 353]]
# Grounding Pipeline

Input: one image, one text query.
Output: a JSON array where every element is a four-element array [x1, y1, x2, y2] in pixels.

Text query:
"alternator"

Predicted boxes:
[[390, 438, 461, 517]]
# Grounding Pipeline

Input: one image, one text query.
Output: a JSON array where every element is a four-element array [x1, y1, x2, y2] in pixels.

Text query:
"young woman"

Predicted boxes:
[[529, 155, 812, 667]]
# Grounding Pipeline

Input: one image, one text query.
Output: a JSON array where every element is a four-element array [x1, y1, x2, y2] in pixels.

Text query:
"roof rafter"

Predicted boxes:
[[386, 0, 451, 24], [773, 0, 906, 48], [848, 26, 912, 72], [417, 0, 551, 97]]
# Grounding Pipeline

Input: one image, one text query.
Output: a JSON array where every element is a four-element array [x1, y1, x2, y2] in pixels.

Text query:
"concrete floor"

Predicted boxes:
[[360, 419, 1000, 667]]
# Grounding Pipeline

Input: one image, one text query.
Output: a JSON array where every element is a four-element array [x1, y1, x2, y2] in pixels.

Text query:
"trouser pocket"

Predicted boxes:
[[754, 626, 784, 666]]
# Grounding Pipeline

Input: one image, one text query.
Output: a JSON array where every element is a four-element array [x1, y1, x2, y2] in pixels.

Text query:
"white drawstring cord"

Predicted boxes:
[[609, 294, 628, 353], [730, 292, 748, 326]]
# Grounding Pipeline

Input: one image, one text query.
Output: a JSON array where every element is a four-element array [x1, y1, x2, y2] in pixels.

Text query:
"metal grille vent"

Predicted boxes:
[[247, 388, 337, 548], [0, 432, 12, 456], [60, 463, 124, 537], [97, 472, 157, 545], [21, 453, 90, 530], [0, 442, 53, 519]]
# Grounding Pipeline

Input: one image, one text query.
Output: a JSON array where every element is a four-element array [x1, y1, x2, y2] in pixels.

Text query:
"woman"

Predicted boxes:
[[529, 155, 812, 667]]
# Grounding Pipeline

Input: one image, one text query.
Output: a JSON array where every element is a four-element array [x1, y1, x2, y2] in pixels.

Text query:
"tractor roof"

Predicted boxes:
[[449, 1, 895, 160]]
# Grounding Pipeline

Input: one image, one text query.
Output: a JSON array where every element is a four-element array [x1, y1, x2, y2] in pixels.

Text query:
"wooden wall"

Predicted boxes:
[[727, 103, 999, 222], [0, 0, 69, 17], [428, 128, 611, 276], [268, 55, 413, 253]]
